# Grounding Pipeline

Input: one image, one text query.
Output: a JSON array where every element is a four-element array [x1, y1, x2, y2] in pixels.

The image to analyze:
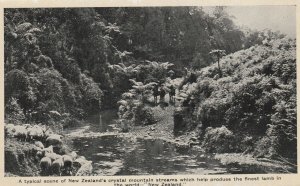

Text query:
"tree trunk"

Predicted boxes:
[[217, 57, 222, 77]]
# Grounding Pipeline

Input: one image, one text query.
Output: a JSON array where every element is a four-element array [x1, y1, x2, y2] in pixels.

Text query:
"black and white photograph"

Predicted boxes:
[[4, 5, 297, 177]]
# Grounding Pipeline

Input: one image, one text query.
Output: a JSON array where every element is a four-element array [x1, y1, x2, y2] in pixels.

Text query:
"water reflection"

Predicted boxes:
[[86, 109, 119, 133]]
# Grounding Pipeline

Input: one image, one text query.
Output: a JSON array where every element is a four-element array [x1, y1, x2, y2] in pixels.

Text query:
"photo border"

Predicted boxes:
[[0, 0, 299, 186]]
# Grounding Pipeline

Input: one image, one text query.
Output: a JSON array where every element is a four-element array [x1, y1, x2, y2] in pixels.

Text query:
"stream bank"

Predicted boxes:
[[64, 107, 296, 175]]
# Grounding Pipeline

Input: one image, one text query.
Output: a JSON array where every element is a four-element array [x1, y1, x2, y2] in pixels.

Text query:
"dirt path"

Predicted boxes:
[[129, 94, 199, 147], [130, 105, 175, 140]]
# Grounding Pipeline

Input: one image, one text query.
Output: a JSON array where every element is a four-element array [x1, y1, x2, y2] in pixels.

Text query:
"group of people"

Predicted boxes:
[[153, 84, 176, 105]]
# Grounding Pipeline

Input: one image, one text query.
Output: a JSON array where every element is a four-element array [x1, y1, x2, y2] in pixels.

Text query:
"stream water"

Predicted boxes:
[[68, 110, 265, 175]]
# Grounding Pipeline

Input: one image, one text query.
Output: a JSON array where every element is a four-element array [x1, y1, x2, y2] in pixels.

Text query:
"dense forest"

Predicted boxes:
[[4, 7, 296, 176], [4, 7, 267, 122]]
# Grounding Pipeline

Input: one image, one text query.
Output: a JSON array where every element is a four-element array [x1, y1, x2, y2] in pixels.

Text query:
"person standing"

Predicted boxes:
[[169, 85, 176, 103], [153, 84, 159, 105]]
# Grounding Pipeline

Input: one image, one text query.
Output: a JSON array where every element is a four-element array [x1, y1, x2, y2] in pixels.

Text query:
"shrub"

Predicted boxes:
[[253, 136, 278, 158], [62, 116, 81, 129], [5, 69, 35, 112], [201, 126, 236, 153], [133, 103, 156, 126], [5, 97, 26, 124], [80, 74, 103, 114]]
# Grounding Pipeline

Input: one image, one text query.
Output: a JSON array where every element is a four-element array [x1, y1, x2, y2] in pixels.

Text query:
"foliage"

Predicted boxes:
[[209, 49, 226, 57]]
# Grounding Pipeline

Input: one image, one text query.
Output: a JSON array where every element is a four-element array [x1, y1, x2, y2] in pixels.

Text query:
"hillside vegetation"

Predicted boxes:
[[178, 37, 296, 160]]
